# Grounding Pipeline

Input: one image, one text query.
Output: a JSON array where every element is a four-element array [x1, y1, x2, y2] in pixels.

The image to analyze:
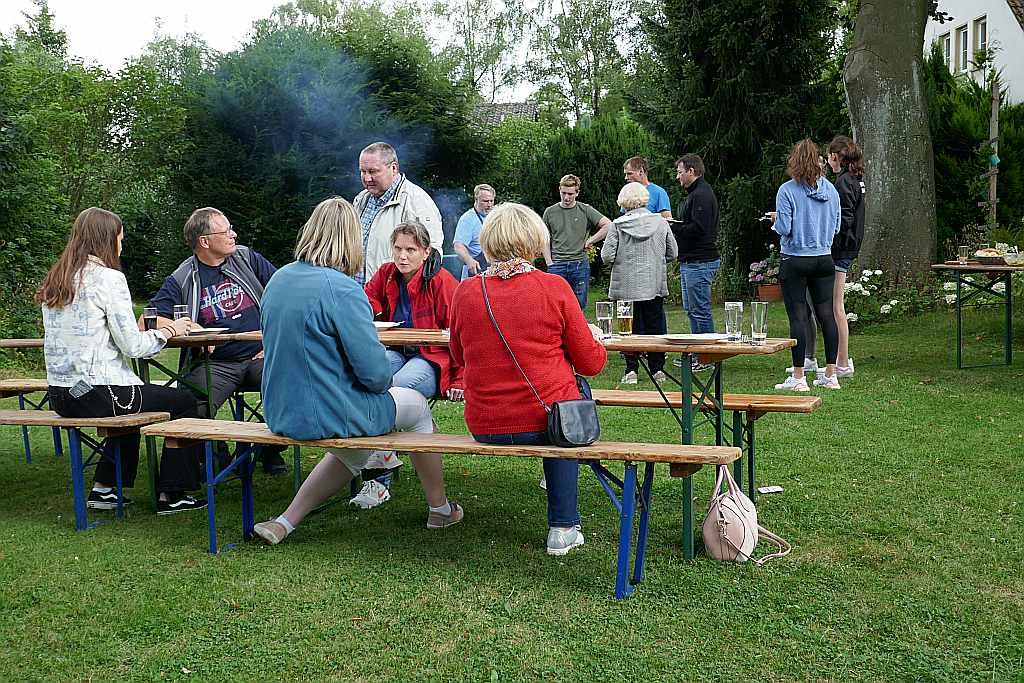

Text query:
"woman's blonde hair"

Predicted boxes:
[[294, 197, 363, 275], [617, 182, 650, 211], [479, 203, 549, 262]]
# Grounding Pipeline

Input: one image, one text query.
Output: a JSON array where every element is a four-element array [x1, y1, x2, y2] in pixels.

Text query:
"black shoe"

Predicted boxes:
[[157, 494, 208, 515], [86, 489, 133, 510], [261, 451, 289, 475]]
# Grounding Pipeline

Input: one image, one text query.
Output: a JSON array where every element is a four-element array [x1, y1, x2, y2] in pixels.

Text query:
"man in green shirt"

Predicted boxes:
[[541, 174, 611, 309]]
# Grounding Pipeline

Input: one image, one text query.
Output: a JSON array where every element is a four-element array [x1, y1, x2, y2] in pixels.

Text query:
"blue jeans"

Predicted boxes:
[[472, 430, 580, 528], [548, 259, 590, 310], [386, 350, 438, 399], [679, 259, 720, 334]]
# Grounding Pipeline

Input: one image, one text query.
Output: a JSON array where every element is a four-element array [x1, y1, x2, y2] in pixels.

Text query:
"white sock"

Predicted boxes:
[[92, 486, 112, 493], [429, 501, 452, 516], [275, 515, 295, 534]]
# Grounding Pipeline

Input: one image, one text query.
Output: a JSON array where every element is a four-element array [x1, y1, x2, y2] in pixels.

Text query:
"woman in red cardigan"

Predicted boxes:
[[358, 221, 464, 508], [449, 203, 607, 556]]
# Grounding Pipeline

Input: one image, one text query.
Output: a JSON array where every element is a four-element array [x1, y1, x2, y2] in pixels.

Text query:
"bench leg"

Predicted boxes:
[[731, 411, 743, 489], [241, 448, 255, 542], [747, 419, 756, 503], [18, 394, 32, 464], [52, 427, 63, 458], [615, 463, 638, 599], [682, 475, 694, 560], [631, 462, 655, 586], [67, 428, 88, 531], [145, 435, 159, 511], [292, 445, 302, 493], [205, 441, 218, 554]]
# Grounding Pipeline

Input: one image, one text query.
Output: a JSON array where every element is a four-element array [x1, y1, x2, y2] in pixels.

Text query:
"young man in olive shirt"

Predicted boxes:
[[541, 174, 612, 310]]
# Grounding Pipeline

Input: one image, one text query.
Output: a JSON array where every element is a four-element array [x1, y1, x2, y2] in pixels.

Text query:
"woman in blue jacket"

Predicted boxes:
[[252, 197, 462, 545], [769, 139, 842, 392]]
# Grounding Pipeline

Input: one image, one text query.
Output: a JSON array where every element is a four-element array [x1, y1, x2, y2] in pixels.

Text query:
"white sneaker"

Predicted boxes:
[[672, 357, 684, 368], [620, 371, 638, 385], [363, 450, 402, 471], [774, 375, 809, 392], [349, 480, 391, 509], [787, 359, 818, 374], [652, 370, 668, 384], [813, 373, 841, 389], [539, 476, 547, 490], [546, 526, 585, 556], [836, 358, 855, 377]]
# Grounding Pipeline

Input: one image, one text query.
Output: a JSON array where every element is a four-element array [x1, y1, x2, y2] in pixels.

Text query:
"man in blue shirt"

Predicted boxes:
[[147, 207, 288, 474], [623, 156, 672, 218], [452, 183, 496, 279]]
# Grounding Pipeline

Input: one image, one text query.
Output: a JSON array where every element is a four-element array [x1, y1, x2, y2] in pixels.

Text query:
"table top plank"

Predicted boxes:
[[142, 418, 740, 465], [0, 409, 170, 428], [931, 262, 1024, 273]]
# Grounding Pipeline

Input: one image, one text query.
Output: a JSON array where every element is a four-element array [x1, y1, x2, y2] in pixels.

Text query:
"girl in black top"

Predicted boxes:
[[826, 136, 866, 376]]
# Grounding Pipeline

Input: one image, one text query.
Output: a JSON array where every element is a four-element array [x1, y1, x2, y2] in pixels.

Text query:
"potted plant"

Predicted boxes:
[[748, 245, 782, 301]]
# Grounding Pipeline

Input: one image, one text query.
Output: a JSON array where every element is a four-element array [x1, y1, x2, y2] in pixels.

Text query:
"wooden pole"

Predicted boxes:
[[989, 74, 1000, 227]]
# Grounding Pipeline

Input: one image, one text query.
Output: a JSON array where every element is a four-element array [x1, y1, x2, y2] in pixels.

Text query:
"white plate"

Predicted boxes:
[[187, 327, 229, 335], [373, 321, 401, 329], [662, 333, 729, 344]]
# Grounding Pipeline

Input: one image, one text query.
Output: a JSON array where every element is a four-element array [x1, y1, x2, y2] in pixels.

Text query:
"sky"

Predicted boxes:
[[0, 0, 291, 70]]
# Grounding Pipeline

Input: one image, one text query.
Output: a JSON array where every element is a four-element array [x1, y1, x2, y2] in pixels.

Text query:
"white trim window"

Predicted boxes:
[[941, 33, 951, 65], [957, 25, 969, 72], [973, 16, 988, 55]]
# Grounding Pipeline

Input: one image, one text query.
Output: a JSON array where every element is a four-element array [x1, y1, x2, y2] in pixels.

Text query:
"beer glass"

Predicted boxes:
[[143, 307, 158, 331], [750, 301, 768, 345], [595, 301, 613, 337], [957, 245, 970, 264], [724, 301, 743, 341], [616, 301, 633, 336], [172, 305, 189, 320]]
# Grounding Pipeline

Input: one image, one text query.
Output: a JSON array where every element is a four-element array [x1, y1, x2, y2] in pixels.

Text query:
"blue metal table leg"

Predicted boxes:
[[205, 441, 218, 554], [68, 428, 87, 531], [631, 462, 655, 586], [615, 463, 638, 599], [18, 394, 32, 464], [113, 440, 124, 518]]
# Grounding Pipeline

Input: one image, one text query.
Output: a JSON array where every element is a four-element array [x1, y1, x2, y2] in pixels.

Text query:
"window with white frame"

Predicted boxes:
[[957, 25, 968, 71], [941, 33, 951, 65], [974, 16, 988, 56]]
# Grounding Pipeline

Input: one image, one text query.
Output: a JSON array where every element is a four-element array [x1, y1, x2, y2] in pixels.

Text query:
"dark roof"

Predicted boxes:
[[471, 102, 540, 128], [1008, 0, 1024, 31]]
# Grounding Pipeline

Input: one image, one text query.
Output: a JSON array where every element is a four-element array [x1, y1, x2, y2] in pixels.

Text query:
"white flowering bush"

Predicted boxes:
[[842, 269, 948, 330]]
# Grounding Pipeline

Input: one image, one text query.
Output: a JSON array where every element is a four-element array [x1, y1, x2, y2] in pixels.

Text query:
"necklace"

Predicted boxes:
[[107, 385, 140, 414]]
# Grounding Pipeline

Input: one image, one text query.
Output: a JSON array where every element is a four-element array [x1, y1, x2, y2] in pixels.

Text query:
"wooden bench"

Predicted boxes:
[[592, 389, 822, 500], [142, 417, 740, 599], [0, 379, 63, 463], [0, 409, 170, 529]]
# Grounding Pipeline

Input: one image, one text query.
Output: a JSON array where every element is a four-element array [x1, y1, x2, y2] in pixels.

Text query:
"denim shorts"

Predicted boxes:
[[833, 257, 853, 273]]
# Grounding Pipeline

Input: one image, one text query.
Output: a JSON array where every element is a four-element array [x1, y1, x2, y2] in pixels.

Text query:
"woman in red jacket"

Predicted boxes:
[[357, 222, 464, 507], [449, 203, 607, 556]]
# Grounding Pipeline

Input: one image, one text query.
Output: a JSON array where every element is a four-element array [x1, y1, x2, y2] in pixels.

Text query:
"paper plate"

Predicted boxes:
[[662, 333, 729, 344]]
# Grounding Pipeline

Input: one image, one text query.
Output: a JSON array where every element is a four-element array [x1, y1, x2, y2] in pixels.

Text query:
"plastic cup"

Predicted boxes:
[[724, 302, 743, 341]]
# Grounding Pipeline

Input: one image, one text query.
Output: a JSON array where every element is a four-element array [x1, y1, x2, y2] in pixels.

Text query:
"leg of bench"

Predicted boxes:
[[615, 463, 638, 599], [112, 440, 125, 518], [631, 462, 655, 586], [145, 435, 159, 511], [205, 441, 218, 554], [52, 427, 63, 458], [731, 411, 743, 489], [67, 428, 87, 531], [747, 418, 756, 502], [18, 394, 32, 464], [292, 445, 302, 493], [682, 476, 694, 560], [240, 448, 255, 542]]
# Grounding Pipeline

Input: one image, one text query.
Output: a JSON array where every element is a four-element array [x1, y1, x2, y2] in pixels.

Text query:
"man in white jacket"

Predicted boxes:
[[353, 142, 443, 284]]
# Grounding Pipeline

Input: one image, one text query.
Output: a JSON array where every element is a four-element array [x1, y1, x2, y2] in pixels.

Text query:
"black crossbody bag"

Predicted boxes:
[[480, 274, 601, 447]]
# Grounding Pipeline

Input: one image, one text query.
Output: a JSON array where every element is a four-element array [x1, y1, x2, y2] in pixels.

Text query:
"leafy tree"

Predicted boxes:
[[636, 0, 838, 180]]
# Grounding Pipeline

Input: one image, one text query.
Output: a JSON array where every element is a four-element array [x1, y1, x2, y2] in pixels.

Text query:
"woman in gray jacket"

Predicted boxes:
[[601, 182, 678, 384]]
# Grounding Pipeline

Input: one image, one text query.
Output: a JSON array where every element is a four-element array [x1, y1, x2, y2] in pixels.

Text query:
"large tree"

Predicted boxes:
[[844, 0, 937, 275]]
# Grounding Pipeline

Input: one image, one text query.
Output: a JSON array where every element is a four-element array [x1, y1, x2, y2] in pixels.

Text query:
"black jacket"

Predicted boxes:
[[831, 170, 866, 260], [672, 176, 719, 262]]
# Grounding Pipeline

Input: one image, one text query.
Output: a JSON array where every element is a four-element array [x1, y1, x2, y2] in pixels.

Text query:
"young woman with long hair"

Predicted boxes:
[[826, 135, 866, 376], [768, 140, 842, 391], [38, 207, 206, 514]]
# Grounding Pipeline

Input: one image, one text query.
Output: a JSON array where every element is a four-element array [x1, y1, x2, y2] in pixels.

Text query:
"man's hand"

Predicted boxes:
[[253, 350, 265, 360], [467, 261, 480, 276]]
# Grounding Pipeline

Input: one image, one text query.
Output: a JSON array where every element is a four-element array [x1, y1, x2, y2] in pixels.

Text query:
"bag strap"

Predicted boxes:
[[480, 274, 550, 414], [751, 526, 792, 566]]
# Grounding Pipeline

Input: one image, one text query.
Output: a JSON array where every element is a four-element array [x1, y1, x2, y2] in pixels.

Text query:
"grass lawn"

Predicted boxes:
[[1, 297, 1022, 681]]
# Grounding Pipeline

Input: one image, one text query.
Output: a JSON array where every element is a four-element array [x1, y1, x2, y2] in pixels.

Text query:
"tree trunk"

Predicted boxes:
[[843, 0, 937, 277]]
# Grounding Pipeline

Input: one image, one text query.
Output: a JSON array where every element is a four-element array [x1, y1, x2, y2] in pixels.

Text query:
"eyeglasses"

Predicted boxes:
[[203, 225, 235, 238]]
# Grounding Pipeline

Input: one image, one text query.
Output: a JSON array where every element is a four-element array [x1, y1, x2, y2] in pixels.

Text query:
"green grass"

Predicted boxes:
[[2, 301, 1023, 681]]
